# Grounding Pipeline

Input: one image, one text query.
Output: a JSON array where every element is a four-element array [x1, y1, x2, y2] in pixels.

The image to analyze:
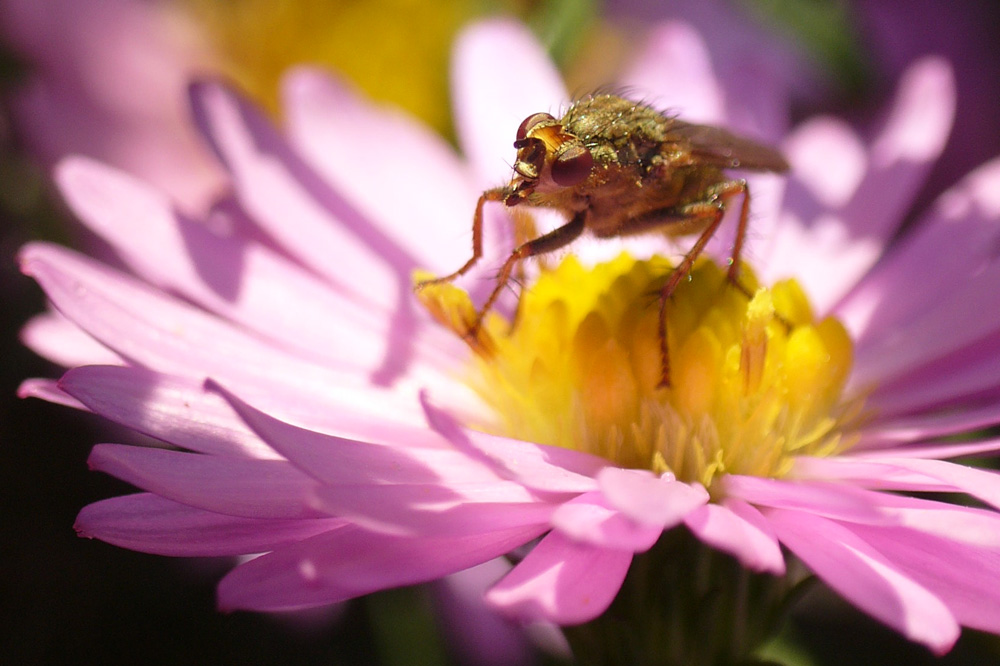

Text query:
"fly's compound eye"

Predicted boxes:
[[513, 137, 546, 179], [515, 112, 556, 142], [550, 145, 594, 186]]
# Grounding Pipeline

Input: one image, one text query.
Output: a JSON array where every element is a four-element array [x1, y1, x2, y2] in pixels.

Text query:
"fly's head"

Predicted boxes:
[[503, 112, 595, 207]]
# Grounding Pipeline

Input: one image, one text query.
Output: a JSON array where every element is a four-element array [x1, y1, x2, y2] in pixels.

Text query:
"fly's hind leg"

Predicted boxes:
[[609, 179, 751, 388]]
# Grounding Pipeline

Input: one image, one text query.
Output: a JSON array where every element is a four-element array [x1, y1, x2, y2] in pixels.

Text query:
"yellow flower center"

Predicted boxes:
[[417, 254, 860, 495]]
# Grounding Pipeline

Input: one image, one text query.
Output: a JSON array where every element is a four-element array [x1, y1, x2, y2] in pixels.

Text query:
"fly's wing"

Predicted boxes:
[[671, 121, 789, 172]]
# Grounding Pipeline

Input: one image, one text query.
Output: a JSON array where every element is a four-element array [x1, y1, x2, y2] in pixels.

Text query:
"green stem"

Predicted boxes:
[[563, 528, 799, 666]]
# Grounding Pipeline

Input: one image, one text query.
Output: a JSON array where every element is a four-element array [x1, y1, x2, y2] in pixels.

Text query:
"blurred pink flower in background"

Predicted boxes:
[[17, 17, 1000, 661], [0, 0, 226, 211]]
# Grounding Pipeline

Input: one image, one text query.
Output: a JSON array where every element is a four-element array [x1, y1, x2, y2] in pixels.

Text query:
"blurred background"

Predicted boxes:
[[2, 1, 999, 663]]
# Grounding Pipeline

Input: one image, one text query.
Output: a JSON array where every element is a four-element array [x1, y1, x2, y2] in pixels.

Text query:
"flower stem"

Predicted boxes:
[[563, 529, 796, 666]]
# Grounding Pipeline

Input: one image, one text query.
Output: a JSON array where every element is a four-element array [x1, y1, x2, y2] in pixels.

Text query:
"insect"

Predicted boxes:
[[417, 93, 789, 387]]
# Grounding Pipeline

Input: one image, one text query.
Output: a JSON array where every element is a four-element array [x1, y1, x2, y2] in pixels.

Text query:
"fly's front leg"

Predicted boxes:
[[467, 210, 587, 343], [414, 187, 507, 290]]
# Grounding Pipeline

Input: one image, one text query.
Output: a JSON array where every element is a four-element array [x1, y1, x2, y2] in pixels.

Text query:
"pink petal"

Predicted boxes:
[[486, 531, 631, 625], [18, 377, 85, 410], [549, 492, 663, 552], [281, 67, 477, 273], [723, 475, 889, 523], [845, 520, 1000, 634], [851, 265, 1000, 396], [790, 457, 957, 493], [76, 493, 344, 556], [432, 560, 545, 666], [59, 365, 279, 458], [20, 310, 122, 367], [420, 394, 605, 492], [837, 490, 1000, 549], [87, 444, 320, 519], [766, 508, 959, 655], [767, 60, 955, 313], [209, 380, 507, 486], [59, 365, 430, 457], [1, 0, 224, 209], [684, 500, 785, 574], [20, 243, 383, 402], [759, 118, 876, 310], [451, 20, 566, 186], [857, 439, 1000, 461], [597, 467, 708, 527], [619, 21, 724, 124], [188, 80, 417, 313], [864, 331, 1000, 417], [857, 457, 1000, 511], [860, 402, 1000, 447], [870, 58, 956, 168], [55, 156, 459, 377], [840, 154, 1000, 341], [311, 481, 556, 538], [217, 523, 545, 611]]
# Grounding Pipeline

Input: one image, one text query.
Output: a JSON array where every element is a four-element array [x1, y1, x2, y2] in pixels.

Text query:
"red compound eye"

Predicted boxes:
[[515, 112, 555, 142], [551, 145, 594, 186]]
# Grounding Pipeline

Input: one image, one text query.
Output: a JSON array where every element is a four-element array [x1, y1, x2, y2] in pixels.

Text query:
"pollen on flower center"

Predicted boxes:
[[417, 254, 859, 493]]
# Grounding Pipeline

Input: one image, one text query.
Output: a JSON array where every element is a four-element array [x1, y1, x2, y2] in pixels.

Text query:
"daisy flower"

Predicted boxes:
[[19, 18, 1000, 662]]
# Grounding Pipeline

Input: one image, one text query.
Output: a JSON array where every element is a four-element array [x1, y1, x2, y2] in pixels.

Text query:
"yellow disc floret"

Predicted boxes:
[[417, 254, 859, 495]]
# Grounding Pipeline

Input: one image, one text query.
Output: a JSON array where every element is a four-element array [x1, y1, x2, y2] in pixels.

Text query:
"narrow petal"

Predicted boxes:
[[486, 531, 632, 625], [858, 457, 1000, 511], [209, 381, 506, 486], [60, 365, 430, 457], [767, 60, 955, 313], [281, 67, 478, 272], [759, 118, 876, 310], [19, 243, 394, 406], [550, 492, 663, 552], [421, 394, 605, 491], [451, 20, 567, 186], [20, 310, 122, 367], [834, 490, 1000, 549], [847, 58, 955, 239], [60, 365, 278, 458], [860, 402, 1000, 447], [845, 521, 1000, 634], [18, 378, 85, 410], [188, 80, 419, 314], [851, 264, 1000, 396], [856, 439, 1000, 461], [839, 156, 1000, 387], [432, 560, 543, 666], [597, 467, 708, 527], [766, 508, 959, 655], [684, 500, 785, 574], [790, 456, 957, 493], [76, 493, 343, 556], [723, 474, 890, 523], [864, 331, 1000, 417], [87, 444, 319, 519], [217, 523, 545, 611], [54, 156, 458, 375], [619, 21, 724, 124], [310, 480, 556, 538]]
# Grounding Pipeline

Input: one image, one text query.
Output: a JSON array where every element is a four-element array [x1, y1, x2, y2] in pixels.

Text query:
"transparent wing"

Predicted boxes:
[[672, 121, 789, 172]]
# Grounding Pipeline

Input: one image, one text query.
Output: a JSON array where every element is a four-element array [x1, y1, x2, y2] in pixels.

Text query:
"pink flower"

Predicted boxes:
[[19, 19, 1000, 659], [0, 0, 225, 210]]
